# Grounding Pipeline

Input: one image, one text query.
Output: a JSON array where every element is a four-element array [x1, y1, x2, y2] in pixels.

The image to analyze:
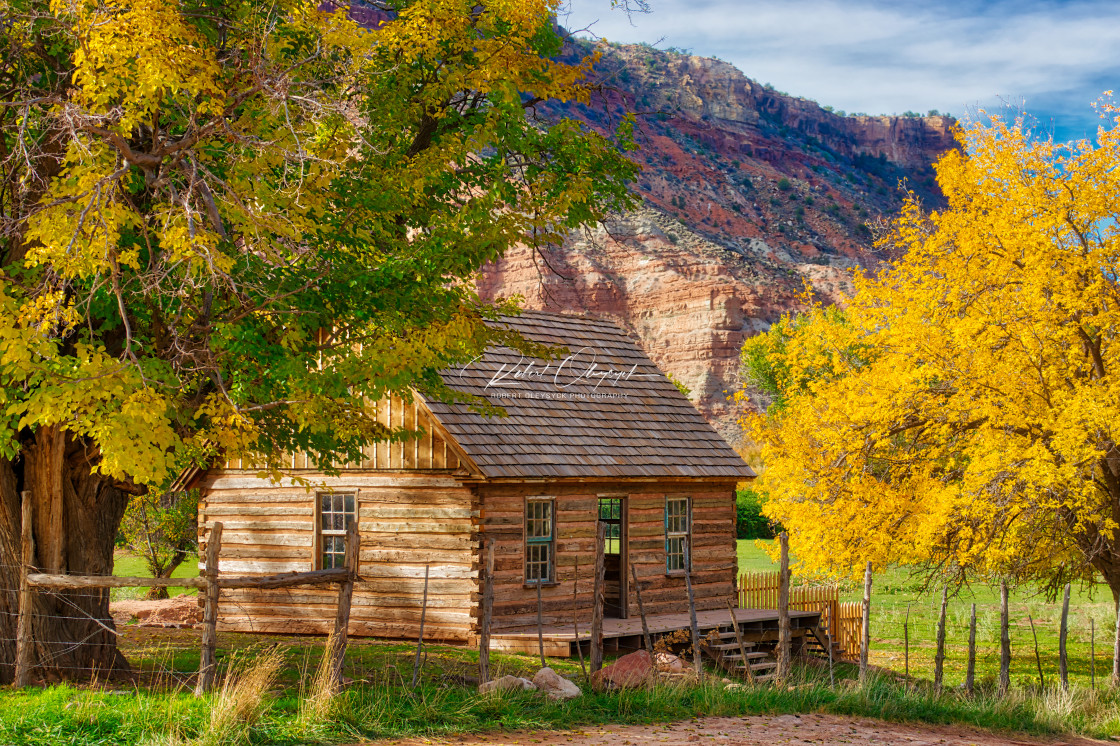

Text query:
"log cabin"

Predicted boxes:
[[187, 311, 759, 652]]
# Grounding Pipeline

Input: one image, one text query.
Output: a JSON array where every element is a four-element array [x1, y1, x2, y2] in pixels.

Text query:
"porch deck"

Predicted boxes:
[[491, 607, 822, 657]]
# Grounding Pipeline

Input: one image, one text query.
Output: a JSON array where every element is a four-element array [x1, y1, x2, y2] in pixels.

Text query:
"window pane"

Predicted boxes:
[[345, 494, 355, 514], [527, 543, 551, 582], [666, 498, 689, 534], [666, 537, 684, 571], [527, 500, 551, 539]]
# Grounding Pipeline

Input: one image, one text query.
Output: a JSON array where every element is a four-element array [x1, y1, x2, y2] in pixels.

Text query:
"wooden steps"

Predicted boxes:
[[802, 625, 849, 661], [698, 621, 848, 683], [700, 622, 780, 683]]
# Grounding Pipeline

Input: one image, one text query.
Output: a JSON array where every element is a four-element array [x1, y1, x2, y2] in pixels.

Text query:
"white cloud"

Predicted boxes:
[[561, 0, 1120, 137]]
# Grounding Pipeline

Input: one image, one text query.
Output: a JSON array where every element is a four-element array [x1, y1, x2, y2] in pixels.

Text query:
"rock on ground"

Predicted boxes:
[[478, 675, 536, 695], [590, 649, 655, 691], [532, 667, 581, 700], [654, 652, 685, 673], [110, 596, 201, 628]]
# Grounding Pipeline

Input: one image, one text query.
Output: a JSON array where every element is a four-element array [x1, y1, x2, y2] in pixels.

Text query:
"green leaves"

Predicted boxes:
[[2, 0, 637, 487]]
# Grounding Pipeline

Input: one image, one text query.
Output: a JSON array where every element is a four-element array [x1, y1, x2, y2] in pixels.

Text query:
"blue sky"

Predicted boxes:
[[561, 0, 1120, 141]]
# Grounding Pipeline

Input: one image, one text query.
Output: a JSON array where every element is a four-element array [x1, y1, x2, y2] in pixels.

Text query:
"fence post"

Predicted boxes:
[[536, 576, 545, 669], [14, 493, 34, 688], [965, 602, 977, 695], [684, 535, 702, 680], [1000, 581, 1011, 695], [903, 603, 910, 679], [1059, 582, 1070, 690], [591, 522, 605, 674], [1091, 617, 1096, 691], [727, 599, 754, 684], [572, 556, 587, 678], [630, 561, 652, 653], [826, 619, 835, 687], [479, 537, 494, 684], [1112, 595, 1120, 688], [776, 532, 791, 684], [327, 520, 359, 693], [195, 521, 224, 695], [859, 560, 872, 684], [1114, 597, 1120, 688], [934, 586, 948, 690]]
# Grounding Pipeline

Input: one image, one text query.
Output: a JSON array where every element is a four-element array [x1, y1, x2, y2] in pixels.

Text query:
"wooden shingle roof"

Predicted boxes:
[[423, 311, 755, 480]]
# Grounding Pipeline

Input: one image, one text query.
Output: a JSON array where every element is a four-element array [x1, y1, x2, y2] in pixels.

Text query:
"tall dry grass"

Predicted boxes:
[[184, 645, 286, 746], [296, 632, 340, 731]]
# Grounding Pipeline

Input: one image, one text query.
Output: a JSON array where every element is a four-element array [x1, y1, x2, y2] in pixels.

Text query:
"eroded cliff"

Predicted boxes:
[[478, 41, 957, 443]]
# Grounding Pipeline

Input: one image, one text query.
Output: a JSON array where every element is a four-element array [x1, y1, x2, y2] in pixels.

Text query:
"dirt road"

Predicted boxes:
[[384, 714, 1109, 746]]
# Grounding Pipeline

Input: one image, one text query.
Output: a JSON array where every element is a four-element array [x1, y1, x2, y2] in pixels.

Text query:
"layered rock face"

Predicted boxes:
[[478, 41, 957, 443]]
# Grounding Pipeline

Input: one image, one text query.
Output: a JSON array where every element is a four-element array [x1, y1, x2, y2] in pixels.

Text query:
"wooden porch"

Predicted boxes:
[[490, 606, 823, 658]]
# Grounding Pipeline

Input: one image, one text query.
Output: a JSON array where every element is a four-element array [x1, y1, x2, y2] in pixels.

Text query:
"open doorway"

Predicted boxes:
[[597, 495, 628, 618]]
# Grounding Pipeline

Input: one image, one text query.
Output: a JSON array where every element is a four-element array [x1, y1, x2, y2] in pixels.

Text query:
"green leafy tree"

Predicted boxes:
[[118, 491, 199, 599], [0, 0, 636, 681]]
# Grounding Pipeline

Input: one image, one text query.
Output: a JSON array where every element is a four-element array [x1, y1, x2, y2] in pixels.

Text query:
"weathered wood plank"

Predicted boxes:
[[205, 474, 465, 490], [28, 573, 206, 589]]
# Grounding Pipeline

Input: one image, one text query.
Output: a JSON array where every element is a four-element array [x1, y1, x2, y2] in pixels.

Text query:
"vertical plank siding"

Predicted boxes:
[[479, 482, 738, 632], [199, 471, 477, 642], [222, 395, 462, 472]]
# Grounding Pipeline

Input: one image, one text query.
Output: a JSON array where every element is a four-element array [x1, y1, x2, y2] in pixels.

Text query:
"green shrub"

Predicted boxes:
[[736, 489, 780, 539]]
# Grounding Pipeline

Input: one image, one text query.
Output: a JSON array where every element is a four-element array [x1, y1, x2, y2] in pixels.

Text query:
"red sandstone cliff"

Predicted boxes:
[[478, 41, 958, 443]]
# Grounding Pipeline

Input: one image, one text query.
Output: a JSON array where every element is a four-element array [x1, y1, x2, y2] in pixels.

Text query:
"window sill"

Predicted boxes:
[[523, 582, 561, 589]]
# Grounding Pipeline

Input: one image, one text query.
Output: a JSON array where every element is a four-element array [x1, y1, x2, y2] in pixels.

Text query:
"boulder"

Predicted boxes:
[[532, 667, 582, 700], [478, 675, 536, 694], [590, 649, 655, 691], [654, 651, 686, 673]]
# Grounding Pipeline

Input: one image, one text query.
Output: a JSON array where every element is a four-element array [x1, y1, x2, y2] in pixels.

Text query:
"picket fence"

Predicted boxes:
[[738, 571, 862, 659]]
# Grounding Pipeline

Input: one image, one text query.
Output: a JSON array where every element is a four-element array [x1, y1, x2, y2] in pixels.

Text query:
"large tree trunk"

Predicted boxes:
[[0, 426, 134, 684]]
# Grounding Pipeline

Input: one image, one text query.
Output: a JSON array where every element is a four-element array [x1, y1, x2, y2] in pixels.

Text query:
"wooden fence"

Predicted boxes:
[[13, 502, 359, 692], [739, 571, 862, 659]]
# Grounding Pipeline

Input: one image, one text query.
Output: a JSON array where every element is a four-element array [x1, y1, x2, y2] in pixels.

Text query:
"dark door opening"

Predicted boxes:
[[598, 496, 628, 618]]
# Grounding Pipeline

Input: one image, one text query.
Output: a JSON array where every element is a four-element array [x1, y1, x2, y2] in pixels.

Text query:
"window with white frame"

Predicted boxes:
[[525, 497, 555, 584], [665, 495, 690, 572], [318, 492, 357, 569]]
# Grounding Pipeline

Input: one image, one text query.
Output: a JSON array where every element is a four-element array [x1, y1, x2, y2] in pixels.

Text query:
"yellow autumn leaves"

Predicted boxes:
[[744, 108, 1120, 591], [6, 0, 619, 490]]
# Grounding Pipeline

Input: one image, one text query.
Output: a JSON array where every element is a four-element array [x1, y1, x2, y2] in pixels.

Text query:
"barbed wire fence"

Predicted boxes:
[[6, 512, 361, 693]]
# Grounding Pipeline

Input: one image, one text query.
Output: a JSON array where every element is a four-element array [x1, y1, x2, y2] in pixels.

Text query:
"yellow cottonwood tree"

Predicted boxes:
[[0, 0, 636, 681], [744, 108, 1120, 601]]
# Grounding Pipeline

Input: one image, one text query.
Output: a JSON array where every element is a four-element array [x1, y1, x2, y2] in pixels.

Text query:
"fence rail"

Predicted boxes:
[[738, 571, 862, 659], [13, 509, 359, 692]]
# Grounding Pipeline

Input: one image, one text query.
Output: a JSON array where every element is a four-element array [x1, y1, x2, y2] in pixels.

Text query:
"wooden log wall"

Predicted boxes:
[[478, 481, 738, 632], [222, 395, 463, 472], [199, 471, 478, 642]]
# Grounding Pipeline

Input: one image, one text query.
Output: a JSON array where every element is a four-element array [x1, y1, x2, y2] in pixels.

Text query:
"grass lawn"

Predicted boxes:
[[737, 539, 1119, 691], [111, 551, 200, 600], [3, 633, 1120, 745], [2, 545, 1118, 744]]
